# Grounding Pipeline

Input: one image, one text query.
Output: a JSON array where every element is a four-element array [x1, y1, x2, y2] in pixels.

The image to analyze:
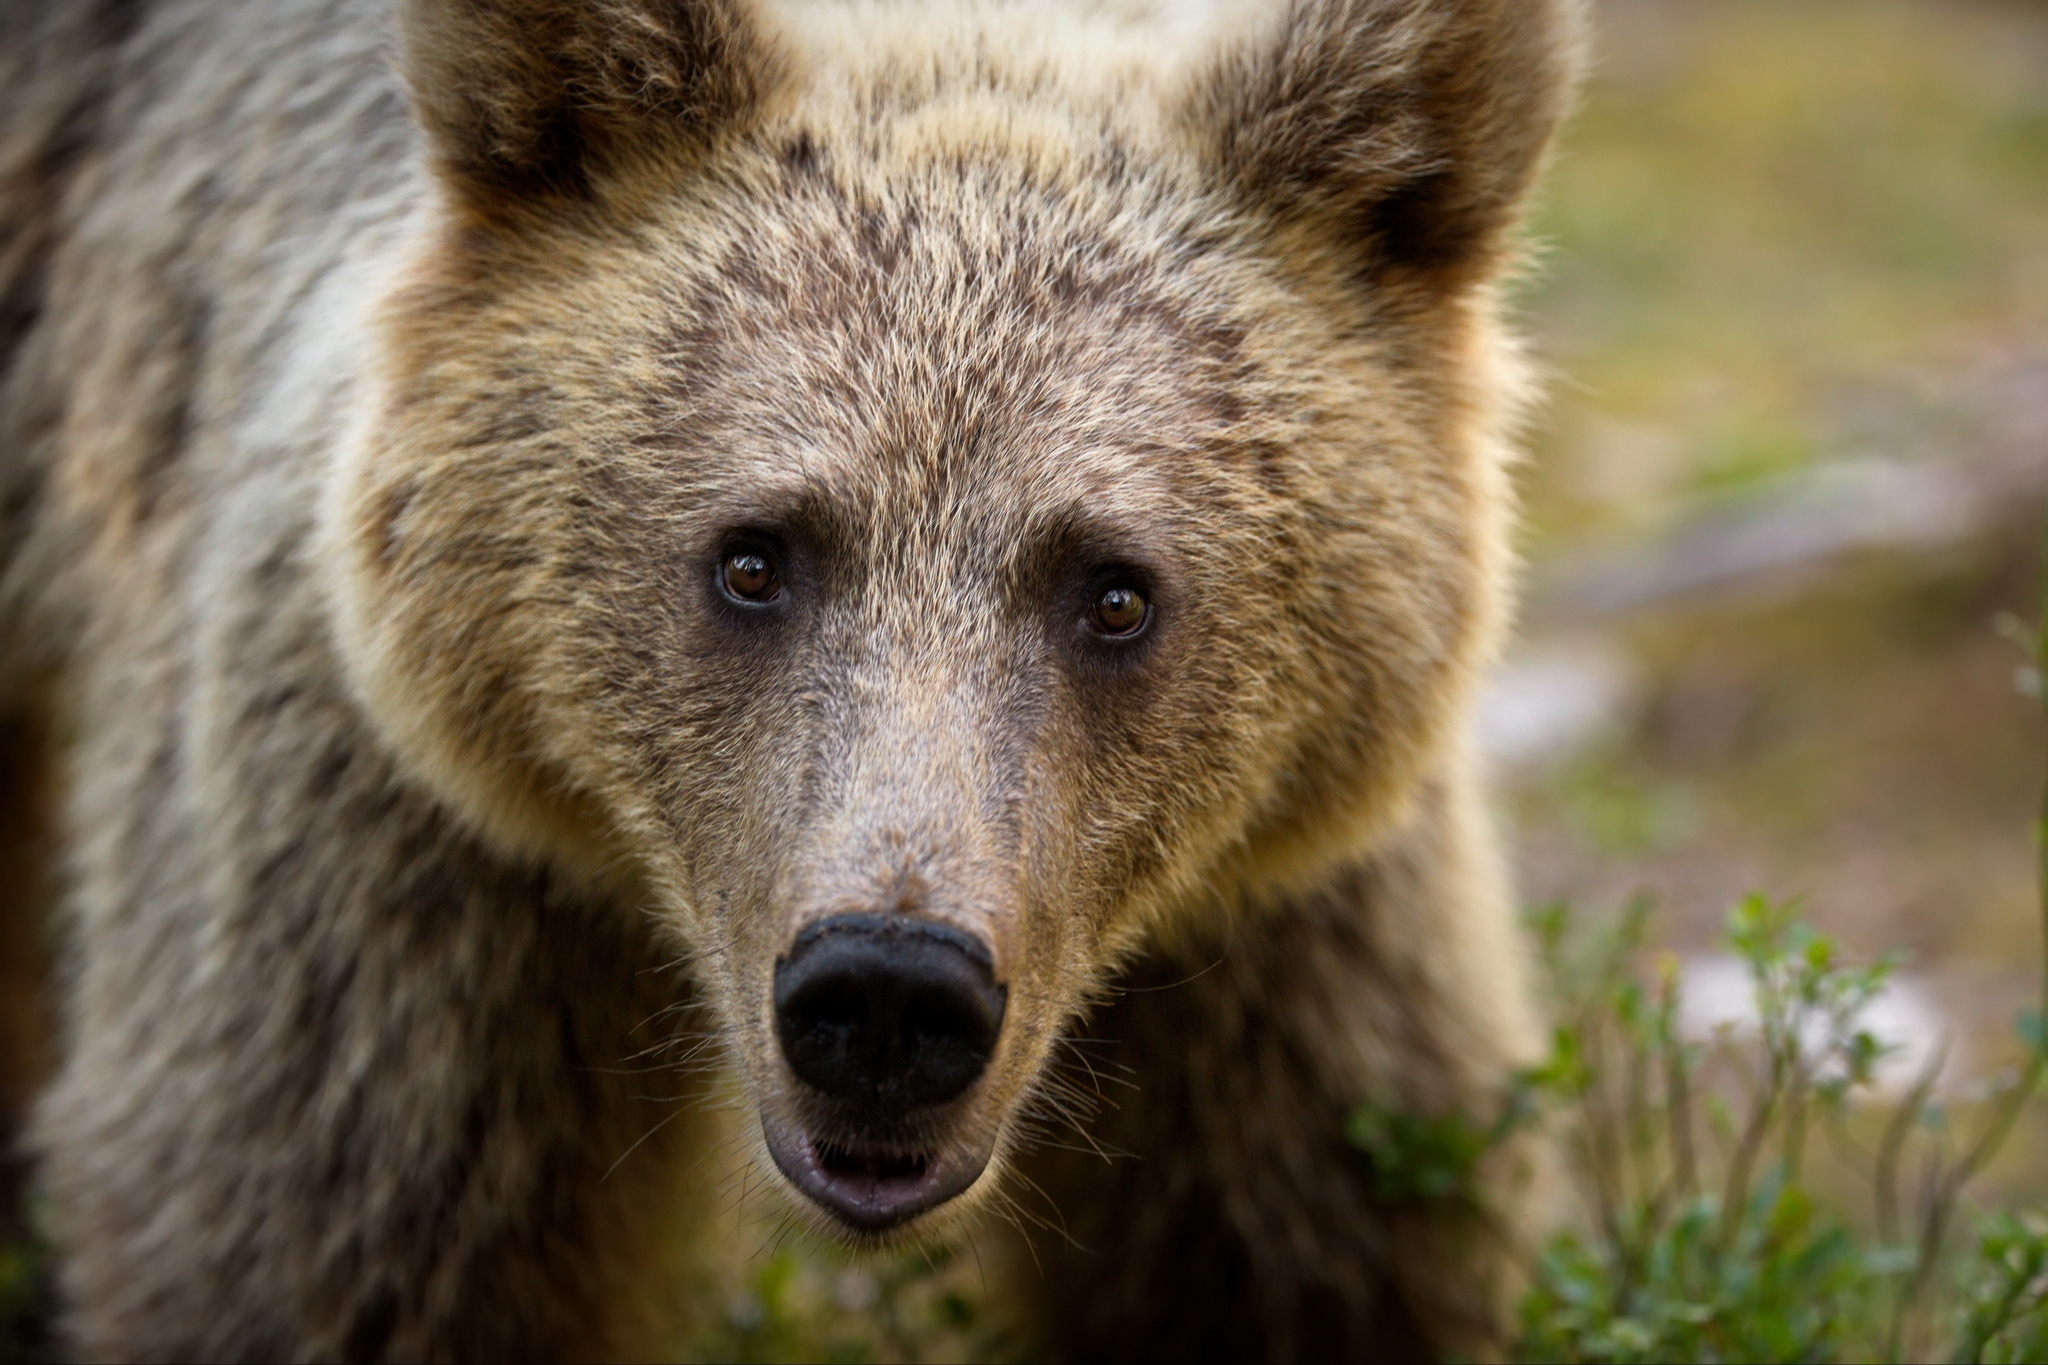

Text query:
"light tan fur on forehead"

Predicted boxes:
[[632, 185, 1278, 527], [762, 0, 1207, 129]]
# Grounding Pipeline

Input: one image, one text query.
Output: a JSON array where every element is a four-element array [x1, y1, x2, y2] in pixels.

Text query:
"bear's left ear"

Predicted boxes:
[[400, 0, 778, 209], [1181, 0, 1583, 288]]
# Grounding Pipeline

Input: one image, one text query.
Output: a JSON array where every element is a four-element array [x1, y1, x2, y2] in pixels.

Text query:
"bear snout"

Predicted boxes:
[[763, 913, 1008, 1230]]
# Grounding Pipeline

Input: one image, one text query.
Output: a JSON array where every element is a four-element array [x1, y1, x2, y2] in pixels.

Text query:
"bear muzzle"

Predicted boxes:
[[765, 913, 1007, 1230]]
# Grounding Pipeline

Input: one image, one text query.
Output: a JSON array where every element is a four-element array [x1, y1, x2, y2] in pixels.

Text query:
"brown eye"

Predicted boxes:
[[721, 551, 780, 603], [1090, 584, 1148, 637]]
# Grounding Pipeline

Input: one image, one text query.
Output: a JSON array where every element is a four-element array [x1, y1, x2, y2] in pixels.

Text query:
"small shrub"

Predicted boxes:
[[1499, 891, 2048, 1364], [1433, 543, 2048, 1363]]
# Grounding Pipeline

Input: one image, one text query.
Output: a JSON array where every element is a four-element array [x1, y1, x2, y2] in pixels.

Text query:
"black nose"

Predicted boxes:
[[773, 914, 1007, 1111]]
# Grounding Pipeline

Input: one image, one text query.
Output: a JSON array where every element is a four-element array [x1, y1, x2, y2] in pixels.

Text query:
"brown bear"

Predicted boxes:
[[0, 0, 1580, 1359]]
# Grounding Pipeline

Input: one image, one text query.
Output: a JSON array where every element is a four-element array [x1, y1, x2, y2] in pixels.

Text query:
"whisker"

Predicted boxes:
[[1109, 956, 1226, 994], [601, 1106, 686, 1183]]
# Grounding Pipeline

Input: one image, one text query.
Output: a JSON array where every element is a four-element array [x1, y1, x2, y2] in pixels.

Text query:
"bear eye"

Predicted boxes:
[[720, 551, 781, 603], [1089, 584, 1149, 637]]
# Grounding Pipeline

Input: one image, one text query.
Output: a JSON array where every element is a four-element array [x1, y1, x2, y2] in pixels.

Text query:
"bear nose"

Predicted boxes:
[[773, 914, 1006, 1111]]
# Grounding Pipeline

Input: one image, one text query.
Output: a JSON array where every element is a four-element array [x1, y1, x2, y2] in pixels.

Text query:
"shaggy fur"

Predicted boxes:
[[0, 0, 1580, 1358]]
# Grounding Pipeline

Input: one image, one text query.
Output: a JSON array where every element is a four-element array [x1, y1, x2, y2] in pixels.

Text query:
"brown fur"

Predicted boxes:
[[0, 0, 1579, 1359]]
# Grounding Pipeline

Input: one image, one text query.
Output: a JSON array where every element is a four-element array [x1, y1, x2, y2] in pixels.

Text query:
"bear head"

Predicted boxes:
[[322, 0, 1579, 1237]]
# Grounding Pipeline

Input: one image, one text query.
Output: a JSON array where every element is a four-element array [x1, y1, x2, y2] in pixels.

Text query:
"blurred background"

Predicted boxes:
[[677, 0, 2048, 1354], [1495, 0, 2048, 1122]]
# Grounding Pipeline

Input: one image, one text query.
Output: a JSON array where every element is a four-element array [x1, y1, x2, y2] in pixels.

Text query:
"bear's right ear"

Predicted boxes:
[[400, 0, 777, 207], [1181, 0, 1583, 289]]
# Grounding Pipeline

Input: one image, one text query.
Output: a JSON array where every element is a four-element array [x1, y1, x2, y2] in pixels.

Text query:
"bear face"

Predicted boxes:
[[322, 0, 1572, 1239]]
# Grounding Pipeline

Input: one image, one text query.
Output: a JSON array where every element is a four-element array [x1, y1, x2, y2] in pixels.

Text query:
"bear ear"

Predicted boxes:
[[1182, 0, 1583, 287], [400, 0, 777, 207]]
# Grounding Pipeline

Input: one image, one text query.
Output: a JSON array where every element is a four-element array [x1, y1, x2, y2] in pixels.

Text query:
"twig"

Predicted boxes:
[[1717, 1045, 1786, 1255], [1875, 1040, 1946, 1249]]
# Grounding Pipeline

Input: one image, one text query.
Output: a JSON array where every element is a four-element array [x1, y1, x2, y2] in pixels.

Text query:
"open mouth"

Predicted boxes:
[[817, 1140, 933, 1185], [761, 1116, 988, 1232]]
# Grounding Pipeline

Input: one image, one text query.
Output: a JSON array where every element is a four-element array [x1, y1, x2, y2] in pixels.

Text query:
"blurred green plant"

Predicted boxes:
[[1501, 890, 2048, 1364], [1432, 516, 2048, 1363], [1953, 1213, 2048, 1365], [681, 1239, 1005, 1364], [0, 1197, 50, 1365]]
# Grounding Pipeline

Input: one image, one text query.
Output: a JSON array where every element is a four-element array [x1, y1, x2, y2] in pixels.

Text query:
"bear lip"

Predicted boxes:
[[760, 1114, 990, 1232]]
